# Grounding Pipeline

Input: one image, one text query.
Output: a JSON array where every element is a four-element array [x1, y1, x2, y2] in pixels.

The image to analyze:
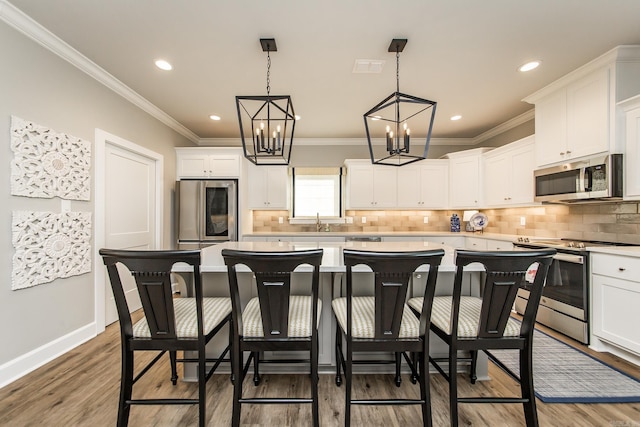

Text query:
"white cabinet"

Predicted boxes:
[[591, 252, 640, 362], [620, 95, 640, 199], [396, 160, 449, 209], [345, 161, 397, 209], [176, 148, 241, 178], [525, 46, 640, 168], [530, 67, 610, 167], [465, 237, 488, 250], [247, 165, 289, 209], [483, 136, 536, 207], [485, 239, 513, 251], [446, 148, 492, 209]]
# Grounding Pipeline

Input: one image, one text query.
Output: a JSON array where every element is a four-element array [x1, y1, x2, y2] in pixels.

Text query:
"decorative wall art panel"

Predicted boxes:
[[10, 116, 91, 200], [11, 211, 92, 291]]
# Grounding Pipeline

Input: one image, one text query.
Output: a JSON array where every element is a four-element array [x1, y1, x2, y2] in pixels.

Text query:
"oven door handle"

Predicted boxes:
[[553, 252, 584, 264]]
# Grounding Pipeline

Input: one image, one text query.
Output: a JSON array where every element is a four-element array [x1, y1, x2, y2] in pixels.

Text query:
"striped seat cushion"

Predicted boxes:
[[331, 296, 419, 339], [407, 296, 521, 338], [241, 295, 322, 338], [133, 297, 232, 338]]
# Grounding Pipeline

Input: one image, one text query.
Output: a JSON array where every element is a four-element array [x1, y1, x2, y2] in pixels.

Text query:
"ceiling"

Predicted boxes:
[[6, 0, 640, 143]]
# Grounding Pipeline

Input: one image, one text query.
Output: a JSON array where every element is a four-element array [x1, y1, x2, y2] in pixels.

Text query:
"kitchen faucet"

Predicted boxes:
[[316, 212, 322, 232]]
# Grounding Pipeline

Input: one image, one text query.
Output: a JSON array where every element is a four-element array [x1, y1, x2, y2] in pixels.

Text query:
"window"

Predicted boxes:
[[292, 167, 343, 218]]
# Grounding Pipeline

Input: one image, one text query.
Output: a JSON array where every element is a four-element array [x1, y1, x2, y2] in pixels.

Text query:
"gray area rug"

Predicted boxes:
[[490, 327, 640, 403]]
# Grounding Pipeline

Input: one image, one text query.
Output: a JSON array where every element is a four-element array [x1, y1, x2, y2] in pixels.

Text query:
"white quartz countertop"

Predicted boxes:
[[175, 240, 484, 273], [588, 246, 640, 257], [243, 231, 528, 242]]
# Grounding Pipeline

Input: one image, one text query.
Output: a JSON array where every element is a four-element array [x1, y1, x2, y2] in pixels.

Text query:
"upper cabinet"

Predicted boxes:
[[345, 160, 397, 209], [246, 164, 290, 209], [176, 148, 241, 178], [524, 46, 640, 168], [396, 160, 449, 209], [446, 148, 492, 209], [483, 136, 536, 207], [620, 95, 640, 199]]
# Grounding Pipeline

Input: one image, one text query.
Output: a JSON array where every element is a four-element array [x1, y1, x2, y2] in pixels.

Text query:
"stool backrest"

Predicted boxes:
[[453, 249, 556, 339], [100, 249, 201, 340], [222, 249, 323, 339], [343, 249, 445, 340]]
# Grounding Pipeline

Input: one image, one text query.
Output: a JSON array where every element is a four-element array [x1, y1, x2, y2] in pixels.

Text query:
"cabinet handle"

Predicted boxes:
[[560, 152, 565, 156], [566, 150, 572, 154], [618, 267, 626, 272]]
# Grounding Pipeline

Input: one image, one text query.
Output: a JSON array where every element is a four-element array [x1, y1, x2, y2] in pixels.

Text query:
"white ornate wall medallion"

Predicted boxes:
[[12, 211, 92, 290], [10, 116, 91, 200]]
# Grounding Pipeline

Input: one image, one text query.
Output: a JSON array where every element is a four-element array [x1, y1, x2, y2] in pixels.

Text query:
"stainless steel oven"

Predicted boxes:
[[514, 245, 588, 343]]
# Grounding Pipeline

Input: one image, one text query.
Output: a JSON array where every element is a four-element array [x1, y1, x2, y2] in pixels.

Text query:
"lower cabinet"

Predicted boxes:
[[591, 253, 640, 361]]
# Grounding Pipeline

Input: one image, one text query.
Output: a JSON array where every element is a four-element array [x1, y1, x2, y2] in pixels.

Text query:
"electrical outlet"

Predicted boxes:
[[520, 216, 526, 226], [361, 216, 367, 224], [346, 217, 353, 224], [423, 216, 429, 224], [278, 217, 284, 224]]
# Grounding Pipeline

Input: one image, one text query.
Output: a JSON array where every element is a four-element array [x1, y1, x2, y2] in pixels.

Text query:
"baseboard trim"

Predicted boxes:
[[0, 322, 96, 388]]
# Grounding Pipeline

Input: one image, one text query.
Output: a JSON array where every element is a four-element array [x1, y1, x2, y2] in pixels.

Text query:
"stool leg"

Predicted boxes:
[[117, 348, 134, 427], [170, 351, 178, 385], [312, 335, 319, 427], [335, 325, 343, 386], [419, 349, 432, 427], [395, 352, 402, 387], [345, 344, 352, 427], [253, 351, 260, 386], [520, 346, 539, 427], [449, 346, 459, 427], [469, 350, 478, 384]]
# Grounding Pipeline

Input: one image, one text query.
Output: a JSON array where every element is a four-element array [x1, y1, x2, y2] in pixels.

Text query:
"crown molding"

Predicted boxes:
[[0, 0, 199, 143], [471, 109, 535, 144], [197, 137, 477, 147]]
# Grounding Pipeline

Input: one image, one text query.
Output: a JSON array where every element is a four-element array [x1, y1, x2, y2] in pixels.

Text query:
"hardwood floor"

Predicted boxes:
[[1, 315, 639, 426]]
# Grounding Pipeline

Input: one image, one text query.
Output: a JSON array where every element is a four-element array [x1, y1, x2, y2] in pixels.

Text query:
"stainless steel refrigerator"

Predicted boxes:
[[175, 179, 238, 249]]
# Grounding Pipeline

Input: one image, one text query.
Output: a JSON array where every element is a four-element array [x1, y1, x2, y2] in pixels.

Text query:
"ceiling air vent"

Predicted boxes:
[[353, 59, 385, 73]]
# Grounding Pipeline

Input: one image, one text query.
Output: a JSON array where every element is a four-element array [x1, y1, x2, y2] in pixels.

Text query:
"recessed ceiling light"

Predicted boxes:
[[209, 115, 221, 121], [518, 60, 541, 72], [155, 59, 173, 71], [450, 115, 462, 121]]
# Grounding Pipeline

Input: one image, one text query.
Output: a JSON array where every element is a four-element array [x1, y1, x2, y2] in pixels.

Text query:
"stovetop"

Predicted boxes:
[[515, 237, 630, 252]]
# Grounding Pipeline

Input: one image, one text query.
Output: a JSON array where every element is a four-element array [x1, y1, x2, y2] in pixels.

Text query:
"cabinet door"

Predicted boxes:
[[209, 155, 240, 177], [483, 153, 510, 206], [508, 143, 535, 205], [396, 166, 421, 208], [566, 68, 610, 159], [592, 274, 640, 355], [372, 167, 397, 208], [419, 162, 449, 208], [177, 154, 209, 178], [264, 167, 289, 208], [449, 156, 480, 208], [535, 90, 568, 166], [247, 165, 289, 209], [347, 164, 375, 208], [625, 106, 640, 198]]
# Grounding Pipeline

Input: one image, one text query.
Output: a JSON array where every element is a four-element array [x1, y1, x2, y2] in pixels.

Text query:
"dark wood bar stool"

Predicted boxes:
[[222, 248, 323, 427], [333, 248, 445, 427], [408, 249, 555, 427], [99, 249, 232, 427]]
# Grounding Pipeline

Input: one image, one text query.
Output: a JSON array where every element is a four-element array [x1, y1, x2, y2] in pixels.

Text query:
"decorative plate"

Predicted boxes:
[[469, 212, 488, 229]]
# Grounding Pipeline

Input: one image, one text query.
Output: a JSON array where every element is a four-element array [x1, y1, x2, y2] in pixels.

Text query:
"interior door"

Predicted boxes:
[[104, 144, 157, 325]]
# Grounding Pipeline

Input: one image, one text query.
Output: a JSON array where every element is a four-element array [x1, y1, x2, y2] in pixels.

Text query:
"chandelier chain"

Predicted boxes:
[[396, 48, 400, 93], [266, 51, 271, 96]]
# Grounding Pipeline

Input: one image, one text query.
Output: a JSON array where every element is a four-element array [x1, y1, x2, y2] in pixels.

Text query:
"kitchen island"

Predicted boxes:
[[174, 240, 489, 379]]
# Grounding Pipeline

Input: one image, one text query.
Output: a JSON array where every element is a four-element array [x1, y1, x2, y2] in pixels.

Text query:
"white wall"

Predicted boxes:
[[0, 20, 194, 385]]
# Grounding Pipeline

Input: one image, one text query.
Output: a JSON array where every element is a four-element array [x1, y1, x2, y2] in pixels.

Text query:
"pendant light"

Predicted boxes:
[[236, 38, 295, 165], [363, 39, 437, 166]]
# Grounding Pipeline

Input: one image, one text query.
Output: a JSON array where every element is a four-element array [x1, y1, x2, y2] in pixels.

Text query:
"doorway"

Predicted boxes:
[[94, 129, 164, 332]]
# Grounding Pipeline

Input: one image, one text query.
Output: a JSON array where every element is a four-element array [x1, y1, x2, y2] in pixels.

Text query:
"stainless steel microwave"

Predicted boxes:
[[534, 154, 623, 203]]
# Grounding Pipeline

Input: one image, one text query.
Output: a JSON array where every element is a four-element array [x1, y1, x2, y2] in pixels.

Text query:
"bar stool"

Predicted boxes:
[[332, 248, 445, 427], [222, 248, 323, 427], [407, 249, 555, 427]]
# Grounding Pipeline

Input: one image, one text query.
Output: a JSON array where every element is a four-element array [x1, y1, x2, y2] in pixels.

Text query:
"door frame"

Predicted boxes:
[[94, 128, 164, 334]]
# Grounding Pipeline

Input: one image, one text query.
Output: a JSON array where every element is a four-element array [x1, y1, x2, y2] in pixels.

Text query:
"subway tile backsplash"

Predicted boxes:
[[252, 202, 640, 244]]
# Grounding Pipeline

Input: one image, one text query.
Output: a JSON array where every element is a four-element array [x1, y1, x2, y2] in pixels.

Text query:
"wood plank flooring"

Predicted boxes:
[[1, 314, 639, 426]]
